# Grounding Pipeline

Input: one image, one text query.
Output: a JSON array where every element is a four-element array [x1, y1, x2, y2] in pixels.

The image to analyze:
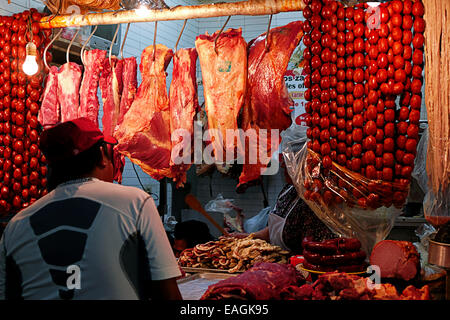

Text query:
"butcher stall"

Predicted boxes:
[[0, 0, 448, 301]]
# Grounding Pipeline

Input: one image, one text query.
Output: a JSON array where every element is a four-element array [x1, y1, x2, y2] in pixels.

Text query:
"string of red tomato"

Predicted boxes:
[[0, 9, 51, 215], [301, 0, 425, 210]]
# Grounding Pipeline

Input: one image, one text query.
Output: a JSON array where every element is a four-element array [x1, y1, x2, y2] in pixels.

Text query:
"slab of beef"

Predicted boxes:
[[38, 65, 60, 128], [115, 44, 174, 181], [79, 49, 107, 127], [117, 57, 138, 126], [169, 48, 199, 187], [57, 62, 83, 122], [195, 28, 247, 163], [370, 240, 420, 281], [100, 56, 124, 136], [237, 21, 304, 192], [200, 262, 305, 300]]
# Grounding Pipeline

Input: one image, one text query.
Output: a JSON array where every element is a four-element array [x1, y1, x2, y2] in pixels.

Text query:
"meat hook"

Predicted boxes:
[[265, 15, 273, 52], [43, 28, 63, 70], [120, 23, 131, 60], [152, 21, 158, 61], [109, 23, 121, 66], [80, 25, 98, 65], [66, 27, 80, 64], [174, 19, 188, 55], [214, 15, 231, 55]]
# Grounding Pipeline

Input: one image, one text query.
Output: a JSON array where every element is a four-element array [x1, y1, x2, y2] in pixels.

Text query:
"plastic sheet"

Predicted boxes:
[[413, 126, 450, 227], [204, 194, 244, 233], [282, 136, 403, 253]]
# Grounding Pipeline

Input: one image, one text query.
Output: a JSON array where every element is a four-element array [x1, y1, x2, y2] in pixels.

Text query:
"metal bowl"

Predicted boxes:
[[428, 238, 450, 268]]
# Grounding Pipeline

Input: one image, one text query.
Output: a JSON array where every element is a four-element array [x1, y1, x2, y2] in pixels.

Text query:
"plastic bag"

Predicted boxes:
[[205, 194, 244, 233], [244, 207, 271, 234], [283, 139, 403, 254]]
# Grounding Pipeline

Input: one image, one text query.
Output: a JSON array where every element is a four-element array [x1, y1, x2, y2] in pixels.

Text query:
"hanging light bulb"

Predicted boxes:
[[22, 42, 39, 76]]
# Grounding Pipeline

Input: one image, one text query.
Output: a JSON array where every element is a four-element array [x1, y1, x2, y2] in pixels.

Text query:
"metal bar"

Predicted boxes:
[[38, 0, 305, 29]]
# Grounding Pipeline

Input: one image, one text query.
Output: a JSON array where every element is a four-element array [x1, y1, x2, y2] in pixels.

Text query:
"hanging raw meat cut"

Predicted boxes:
[[78, 49, 107, 126], [38, 65, 60, 128], [237, 21, 304, 192], [57, 62, 83, 122], [115, 44, 174, 181], [114, 57, 138, 184], [195, 28, 247, 164], [117, 57, 138, 126], [169, 48, 199, 187], [100, 56, 124, 136]]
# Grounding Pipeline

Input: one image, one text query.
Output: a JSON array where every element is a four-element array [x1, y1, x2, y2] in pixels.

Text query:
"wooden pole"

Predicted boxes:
[[38, 0, 305, 29]]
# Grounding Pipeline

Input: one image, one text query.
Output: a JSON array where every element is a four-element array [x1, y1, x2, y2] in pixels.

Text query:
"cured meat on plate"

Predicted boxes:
[[79, 49, 107, 126], [115, 44, 174, 181], [57, 62, 83, 122], [195, 28, 247, 163], [38, 65, 60, 128], [169, 48, 199, 187], [237, 21, 304, 192]]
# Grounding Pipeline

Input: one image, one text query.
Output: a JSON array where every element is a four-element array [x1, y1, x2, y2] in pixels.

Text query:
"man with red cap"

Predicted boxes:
[[0, 118, 182, 300]]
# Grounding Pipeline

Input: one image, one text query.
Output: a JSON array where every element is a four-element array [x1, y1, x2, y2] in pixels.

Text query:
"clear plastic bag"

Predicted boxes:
[[244, 207, 271, 234], [411, 126, 450, 227], [283, 139, 403, 253], [205, 194, 244, 233]]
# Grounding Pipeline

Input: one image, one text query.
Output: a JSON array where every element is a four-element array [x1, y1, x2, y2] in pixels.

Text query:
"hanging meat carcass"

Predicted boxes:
[[195, 28, 247, 165], [79, 49, 107, 126], [115, 44, 174, 181], [38, 66, 60, 129], [237, 21, 304, 192], [57, 62, 83, 123], [169, 48, 199, 187]]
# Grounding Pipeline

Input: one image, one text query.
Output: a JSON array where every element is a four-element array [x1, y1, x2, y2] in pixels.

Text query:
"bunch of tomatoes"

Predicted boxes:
[[302, 0, 425, 210], [0, 9, 51, 215]]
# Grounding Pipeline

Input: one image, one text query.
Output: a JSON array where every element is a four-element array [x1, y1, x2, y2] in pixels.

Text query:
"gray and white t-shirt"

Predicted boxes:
[[0, 178, 181, 300]]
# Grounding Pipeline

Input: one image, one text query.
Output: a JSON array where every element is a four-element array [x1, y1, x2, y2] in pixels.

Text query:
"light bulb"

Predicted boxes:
[[23, 42, 39, 76], [135, 5, 150, 17], [367, 2, 381, 7]]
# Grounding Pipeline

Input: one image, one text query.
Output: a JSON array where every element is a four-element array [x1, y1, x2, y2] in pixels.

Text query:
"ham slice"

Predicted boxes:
[[169, 48, 199, 187], [115, 44, 174, 181], [38, 65, 60, 128], [57, 62, 83, 122], [100, 56, 124, 136], [237, 21, 303, 192], [195, 28, 247, 163], [370, 240, 420, 281], [79, 49, 107, 126]]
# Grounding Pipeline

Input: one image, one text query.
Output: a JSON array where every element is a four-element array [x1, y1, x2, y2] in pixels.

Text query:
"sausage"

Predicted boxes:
[[302, 261, 336, 273], [303, 249, 366, 266], [302, 237, 338, 254], [303, 261, 367, 274], [337, 263, 368, 273], [337, 238, 362, 252]]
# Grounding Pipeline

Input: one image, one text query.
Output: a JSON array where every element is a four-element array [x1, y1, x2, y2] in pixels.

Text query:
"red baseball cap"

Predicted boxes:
[[39, 117, 118, 164]]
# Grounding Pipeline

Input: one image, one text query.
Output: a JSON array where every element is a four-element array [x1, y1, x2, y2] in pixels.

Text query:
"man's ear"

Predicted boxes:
[[98, 146, 109, 168]]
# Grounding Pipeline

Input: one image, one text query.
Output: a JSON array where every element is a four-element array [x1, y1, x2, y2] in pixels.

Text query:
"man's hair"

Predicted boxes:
[[47, 141, 112, 191], [174, 220, 214, 248]]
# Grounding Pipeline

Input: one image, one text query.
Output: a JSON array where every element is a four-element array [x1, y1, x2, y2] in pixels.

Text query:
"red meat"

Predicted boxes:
[[169, 48, 199, 187], [117, 57, 138, 126], [195, 28, 247, 163], [200, 262, 304, 300], [57, 62, 83, 122], [237, 21, 303, 192], [100, 56, 124, 136], [38, 66, 60, 128], [115, 44, 174, 181], [369, 240, 420, 281], [79, 49, 106, 127]]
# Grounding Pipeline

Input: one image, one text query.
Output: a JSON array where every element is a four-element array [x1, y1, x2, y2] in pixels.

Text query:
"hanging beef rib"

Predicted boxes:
[[115, 44, 174, 181], [38, 65, 60, 128], [237, 21, 304, 192], [195, 28, 247, 164], [169, 48, 199, 187], [57, 62, 83, 123], [79, 49, 106, 127]]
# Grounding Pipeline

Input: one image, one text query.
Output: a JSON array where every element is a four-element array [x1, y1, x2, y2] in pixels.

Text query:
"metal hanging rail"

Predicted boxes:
[[38, 0, 305, 29]]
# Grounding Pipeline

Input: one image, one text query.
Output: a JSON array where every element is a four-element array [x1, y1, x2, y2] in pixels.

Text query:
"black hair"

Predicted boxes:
[[174, 220, 214, 248], [47, 141, 112, 191]]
